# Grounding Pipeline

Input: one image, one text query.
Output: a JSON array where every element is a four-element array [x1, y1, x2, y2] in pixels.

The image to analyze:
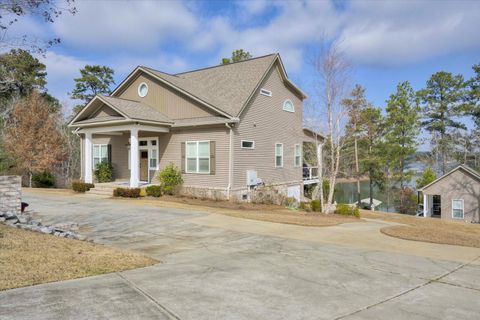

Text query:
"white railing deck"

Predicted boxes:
[[303, 166, 319, 184]]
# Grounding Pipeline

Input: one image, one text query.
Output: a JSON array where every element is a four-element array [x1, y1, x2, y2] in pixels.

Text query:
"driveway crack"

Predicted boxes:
[[334, 255, 480, 320], [116, 273, 182, 320]]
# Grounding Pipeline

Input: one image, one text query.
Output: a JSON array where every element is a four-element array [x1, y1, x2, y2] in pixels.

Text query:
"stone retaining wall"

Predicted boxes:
[[0, 176, 21, 215]]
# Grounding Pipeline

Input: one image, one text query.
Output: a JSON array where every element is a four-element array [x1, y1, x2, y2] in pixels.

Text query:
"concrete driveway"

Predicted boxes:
[[1, 190, 480, 320]]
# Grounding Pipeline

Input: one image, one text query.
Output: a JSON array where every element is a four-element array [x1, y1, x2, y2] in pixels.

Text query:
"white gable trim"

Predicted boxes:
[[68, 95, 130, 127], [237, 56, 307, 118], [420, 165, 480, 192]]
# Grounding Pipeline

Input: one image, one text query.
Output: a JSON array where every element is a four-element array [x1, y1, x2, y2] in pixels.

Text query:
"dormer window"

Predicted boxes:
[[138, 82, 148, 98], [260, 88, 272, 97], [283, 99, 294, 112]]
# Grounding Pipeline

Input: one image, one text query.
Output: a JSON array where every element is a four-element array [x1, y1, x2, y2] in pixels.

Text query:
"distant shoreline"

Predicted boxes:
[[336, 177, 369, 183]]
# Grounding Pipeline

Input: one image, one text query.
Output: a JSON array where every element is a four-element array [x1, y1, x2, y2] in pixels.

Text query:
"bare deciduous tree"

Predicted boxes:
[[310, 42, 351, 213]]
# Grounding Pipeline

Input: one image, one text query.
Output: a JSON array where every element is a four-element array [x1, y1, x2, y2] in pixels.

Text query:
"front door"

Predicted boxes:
[[140, 150, 148, 181]]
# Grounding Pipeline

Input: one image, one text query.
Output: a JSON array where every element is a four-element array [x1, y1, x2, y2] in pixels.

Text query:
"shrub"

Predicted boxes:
[[113, 187, 141, 198], [158, 163, 183, 195], [299, 201, 311, 212], [146, 185, 162, 197], [32, 171, 55, 188], [72, 180, 94, 193], [283, 196, 298, 208], [335, 204, 360, 218], [94, 162, 114, 183], [311, 199, 321, 212]]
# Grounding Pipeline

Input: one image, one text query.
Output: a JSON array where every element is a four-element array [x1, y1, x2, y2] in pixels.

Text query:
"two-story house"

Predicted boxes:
[[69, 54, 323, 200]]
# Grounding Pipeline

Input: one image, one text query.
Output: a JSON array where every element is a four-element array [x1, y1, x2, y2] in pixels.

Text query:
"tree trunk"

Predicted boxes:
[[29, 171, 32, 188], [354, 136, 361, 206], [369, 173, 373, 210]]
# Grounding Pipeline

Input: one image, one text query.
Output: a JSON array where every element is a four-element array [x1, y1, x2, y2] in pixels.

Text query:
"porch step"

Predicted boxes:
[[87, 184, 117, 196]]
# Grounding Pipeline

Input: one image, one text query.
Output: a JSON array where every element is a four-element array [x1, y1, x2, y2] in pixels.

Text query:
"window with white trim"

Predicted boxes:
[[138, 82, 148, 97], [452, 199, 464, 219], [283, 99, 294, 112], [186, 141, 210, 173], [294, 144, 301, 167], [241, 140, 255, 149], [93, 144, 108, 167], [260, 88, 272, 97], [150, 149, 157, 169], [275, 143, 283, 167]]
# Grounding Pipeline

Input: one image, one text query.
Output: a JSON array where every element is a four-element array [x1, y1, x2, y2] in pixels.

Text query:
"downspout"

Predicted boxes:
[[226, 123, 234, 199]]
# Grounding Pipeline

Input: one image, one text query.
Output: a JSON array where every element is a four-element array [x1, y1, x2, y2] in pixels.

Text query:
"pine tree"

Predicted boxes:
[[342, 84, 368, 206], [418, 72, 466, 174], [384, 81, 420, 189]]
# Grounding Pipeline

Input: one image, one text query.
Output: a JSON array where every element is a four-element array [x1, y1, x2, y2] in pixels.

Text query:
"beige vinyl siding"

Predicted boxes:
[[91, 105, 122, 118], [423, 169, 480, 222], [91, 134, 130, 180], [158, 126, 230, 188], [116, 74, 218, 120], [233, 64, 304, 189]]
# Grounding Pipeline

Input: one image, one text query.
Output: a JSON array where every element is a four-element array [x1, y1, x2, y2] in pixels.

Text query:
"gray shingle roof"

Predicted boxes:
[[99, 96, 173, 124], [142, 54, 277, 117]]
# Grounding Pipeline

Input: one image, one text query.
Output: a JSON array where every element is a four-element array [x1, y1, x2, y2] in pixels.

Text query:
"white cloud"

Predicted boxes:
[[24, 0, 480, 107], [53, 1, 198, 50], [338, 1, 480, 66], [236, 0, 270, 16], [39, 51, 91, 112]]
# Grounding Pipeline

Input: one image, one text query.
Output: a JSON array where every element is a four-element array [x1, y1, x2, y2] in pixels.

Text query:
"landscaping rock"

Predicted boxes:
[[6, 218, 18, 225], [0, 209, 86, 241], [40, 226, 53, 234], [17, 215, 30, 224]]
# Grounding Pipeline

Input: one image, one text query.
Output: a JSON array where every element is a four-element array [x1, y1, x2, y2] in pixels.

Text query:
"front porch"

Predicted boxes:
[[80, 124, 169, 188], [423, 193, 441, 218]]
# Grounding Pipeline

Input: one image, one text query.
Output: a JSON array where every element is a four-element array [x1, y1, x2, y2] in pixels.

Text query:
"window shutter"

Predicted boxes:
[[210, 141, 216, 175], [181, 142, 185, 173], [107, 144, 112, 164]]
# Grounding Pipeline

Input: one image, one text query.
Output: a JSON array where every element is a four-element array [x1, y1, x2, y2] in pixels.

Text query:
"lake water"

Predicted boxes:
[[335, 180, 400, 212]]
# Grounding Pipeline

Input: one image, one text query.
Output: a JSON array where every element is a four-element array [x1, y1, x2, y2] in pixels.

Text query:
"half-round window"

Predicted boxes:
[[283, 99, 294, 112], [138, 82, 148, 98]]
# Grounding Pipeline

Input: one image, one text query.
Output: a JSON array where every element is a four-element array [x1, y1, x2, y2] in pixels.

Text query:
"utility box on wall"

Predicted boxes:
[[246, 170, 258, 186], [0, 176, 21, 215], [246, 170, 263, 187]]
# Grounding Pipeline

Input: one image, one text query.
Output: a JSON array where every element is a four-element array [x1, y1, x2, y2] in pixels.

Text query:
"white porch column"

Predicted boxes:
[[84, 132, 93, 183], [130, 128, 139, 188], [423, 193, 428, 218]]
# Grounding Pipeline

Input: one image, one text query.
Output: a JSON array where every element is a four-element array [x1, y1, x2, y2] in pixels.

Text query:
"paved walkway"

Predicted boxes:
[[1, 189, 480, 319]]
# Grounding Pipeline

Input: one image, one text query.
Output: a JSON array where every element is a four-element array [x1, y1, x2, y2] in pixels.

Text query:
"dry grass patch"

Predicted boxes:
[[0, 224, 157, 291], [362, 210, 480, 248], [136, 195, 361, 227]]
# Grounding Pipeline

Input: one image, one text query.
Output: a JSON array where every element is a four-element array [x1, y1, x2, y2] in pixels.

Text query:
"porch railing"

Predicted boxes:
[[303, 166, 319, 181]]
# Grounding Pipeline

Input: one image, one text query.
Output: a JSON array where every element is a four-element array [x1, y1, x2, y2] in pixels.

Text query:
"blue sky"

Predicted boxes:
[[10, 0, 480, 122]]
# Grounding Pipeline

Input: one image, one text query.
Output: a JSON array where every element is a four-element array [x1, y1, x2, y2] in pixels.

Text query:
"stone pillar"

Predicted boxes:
[[130, 128, 139, 188], [0, 176, 21, 215], [84, 132, 93, 183]]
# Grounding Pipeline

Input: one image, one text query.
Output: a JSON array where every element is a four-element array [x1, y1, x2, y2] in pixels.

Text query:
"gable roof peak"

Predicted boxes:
[[174, 53, 278, 76], [419, 164, 480, 191]]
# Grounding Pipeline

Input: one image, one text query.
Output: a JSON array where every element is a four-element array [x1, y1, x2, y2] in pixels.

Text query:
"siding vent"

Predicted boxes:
[[260, 89, 272, 97]]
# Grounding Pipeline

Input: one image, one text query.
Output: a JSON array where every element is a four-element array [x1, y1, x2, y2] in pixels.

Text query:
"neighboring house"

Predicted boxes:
[[69, 54, 324, 200], [419, 165, 480, 223]]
